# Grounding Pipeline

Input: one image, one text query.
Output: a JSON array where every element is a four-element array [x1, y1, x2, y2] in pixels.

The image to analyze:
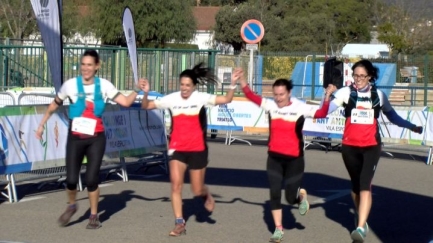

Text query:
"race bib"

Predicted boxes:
[[351, 109, 374, 124], [71, 117, 97, 135]]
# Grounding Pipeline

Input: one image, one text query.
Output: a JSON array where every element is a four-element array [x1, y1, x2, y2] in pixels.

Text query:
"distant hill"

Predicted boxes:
[[380, 0, 433, 17]]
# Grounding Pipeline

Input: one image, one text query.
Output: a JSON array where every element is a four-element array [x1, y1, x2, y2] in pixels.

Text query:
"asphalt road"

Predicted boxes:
[[1, 138, 433, 243]]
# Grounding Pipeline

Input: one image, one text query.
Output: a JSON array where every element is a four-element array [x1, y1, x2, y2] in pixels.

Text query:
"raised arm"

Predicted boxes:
[[112, 81, 144, 107], [328, 86, 349, 114], [140, 78, 157, 110], [239, 71, 262, 106], [214, 68, 242, 105], [313, 84, 337, 118]]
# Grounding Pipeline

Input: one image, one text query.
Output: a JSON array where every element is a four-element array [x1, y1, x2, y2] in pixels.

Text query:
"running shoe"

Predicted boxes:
[[354, 214, 369, 233], [169, 223, 186, 236], [86, 215, 101, 229], [269, 228, 284, 243], [58, 204, 77, 227], [350, 226, 367, 242], [298, 189, 310, 216]]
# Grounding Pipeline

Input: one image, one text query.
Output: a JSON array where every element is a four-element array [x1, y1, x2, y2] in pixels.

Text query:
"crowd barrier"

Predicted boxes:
[[3, 90, 430, 202], [0, 89, 168, 203], [207, 97, 433, 164]]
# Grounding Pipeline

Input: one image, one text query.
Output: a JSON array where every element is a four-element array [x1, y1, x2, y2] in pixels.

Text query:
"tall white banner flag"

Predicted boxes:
[[30, 0, 63, 92], [122, 7, 138, 84]]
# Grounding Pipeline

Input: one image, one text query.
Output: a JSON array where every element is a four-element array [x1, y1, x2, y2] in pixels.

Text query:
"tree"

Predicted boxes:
[[213, 0, 297, 51], [410, 19, 433, 54], [284, 0, 372, 53], [87, 0, 196, 47], [213, 0, 372, 52], [0, 0, 37, 40], [213, 2, 265, 51], [264, 13, 335, 52], [60, 0, 82, 41], [0, 0, 84, 42], [194, 0, 247, 6], [375, 0, 433, 54]]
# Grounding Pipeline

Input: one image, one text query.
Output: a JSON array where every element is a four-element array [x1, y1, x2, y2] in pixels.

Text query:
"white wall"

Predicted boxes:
[[191, 30, 214, 50], [342, 44, 390, 59]]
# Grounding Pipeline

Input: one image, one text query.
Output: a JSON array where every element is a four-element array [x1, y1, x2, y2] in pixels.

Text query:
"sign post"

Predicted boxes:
[[240, 19, 264, 90]]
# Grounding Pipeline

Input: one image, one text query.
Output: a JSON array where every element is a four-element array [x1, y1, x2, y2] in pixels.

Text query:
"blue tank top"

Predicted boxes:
[[68, 76, 105, 119]]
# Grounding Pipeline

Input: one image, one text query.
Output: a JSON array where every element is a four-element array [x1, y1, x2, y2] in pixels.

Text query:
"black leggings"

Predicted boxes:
[[65, 132, 106, 192], [267, 155, 305, 210], [341, 144, 381, 194]]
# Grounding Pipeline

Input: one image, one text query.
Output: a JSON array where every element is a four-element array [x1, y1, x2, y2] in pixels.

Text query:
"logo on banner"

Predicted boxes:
[[0, 124, 8, 165], [40, 0, 49, 8], [30, 0, 63, 92], [127, 28, 133, 44], [122, 7, 138, 84], [37, 0, 50, 19]]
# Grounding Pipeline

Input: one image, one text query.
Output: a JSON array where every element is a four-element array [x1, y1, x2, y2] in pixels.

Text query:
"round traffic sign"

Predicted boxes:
[[240, 19, 264, 44]]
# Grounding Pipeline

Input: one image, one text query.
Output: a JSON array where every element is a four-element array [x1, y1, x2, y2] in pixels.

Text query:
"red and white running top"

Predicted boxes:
[[330, 86, 392, 147], [243, 86, 330, 157], [154, 91, 217, 152]]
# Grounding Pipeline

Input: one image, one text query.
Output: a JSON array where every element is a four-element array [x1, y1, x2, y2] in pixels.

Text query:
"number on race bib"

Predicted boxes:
[[71, 117, 97, 135], [351, 109, 374, 125]]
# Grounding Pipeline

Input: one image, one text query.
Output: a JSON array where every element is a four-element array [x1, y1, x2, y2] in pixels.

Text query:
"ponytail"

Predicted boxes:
[[179, 62, 219, 86]]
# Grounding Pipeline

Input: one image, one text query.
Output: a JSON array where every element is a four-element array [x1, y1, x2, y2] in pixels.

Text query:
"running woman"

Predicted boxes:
[[140, 63, 241, 236], [239, 74, 337, 243], [35, 49, 145, 229], [329, 59, 423, 242]]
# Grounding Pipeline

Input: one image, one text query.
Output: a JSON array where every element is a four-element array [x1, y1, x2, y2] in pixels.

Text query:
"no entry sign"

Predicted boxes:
[[240, 19, 264, 44]]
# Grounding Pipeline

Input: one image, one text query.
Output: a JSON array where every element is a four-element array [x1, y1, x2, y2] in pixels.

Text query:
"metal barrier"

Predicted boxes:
[[0, 91, 15, 106], [0, 93, 75, 203], [0, 92, 15, 202], [428, 147, 433, 165], [8, 167, 83, 202], [0, 93, 169, 203], [17, 92, 69, 105], [0, 174, 13, 203]]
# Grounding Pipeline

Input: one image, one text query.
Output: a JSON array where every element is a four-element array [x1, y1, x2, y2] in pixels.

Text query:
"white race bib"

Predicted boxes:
[[71, 117, 97, 135], [351, 109, 374, 124]]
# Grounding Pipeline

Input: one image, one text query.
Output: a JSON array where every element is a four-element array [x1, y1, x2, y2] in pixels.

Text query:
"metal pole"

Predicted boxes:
[[302, 54, 327, 99], [11, 173, 17, 203], [302, 55, 312, 98], [249, 48, 254, 91], [423, 54, 429, 106], [207, 51, 216, 94], [311, 53, 316, 100]]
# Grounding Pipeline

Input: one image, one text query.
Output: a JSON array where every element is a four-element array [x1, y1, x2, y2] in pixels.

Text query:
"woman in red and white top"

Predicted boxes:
[[329, 59, 423, 242], [35, 50, 145, 229], [239, 75, 336, 242], [141, 63, 241, 236]]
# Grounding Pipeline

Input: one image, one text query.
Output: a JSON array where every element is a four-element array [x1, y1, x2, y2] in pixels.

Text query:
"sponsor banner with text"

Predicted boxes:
[[208, 97, 430, 145], [0, 104, 166, 174]]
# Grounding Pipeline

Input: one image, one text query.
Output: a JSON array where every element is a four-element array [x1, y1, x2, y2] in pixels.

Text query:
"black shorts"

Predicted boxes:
[[170, 150, 208, 169]]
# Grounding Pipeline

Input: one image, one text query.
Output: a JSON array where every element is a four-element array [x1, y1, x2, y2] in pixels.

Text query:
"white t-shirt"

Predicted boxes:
[[57, 77, 120, 103]]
